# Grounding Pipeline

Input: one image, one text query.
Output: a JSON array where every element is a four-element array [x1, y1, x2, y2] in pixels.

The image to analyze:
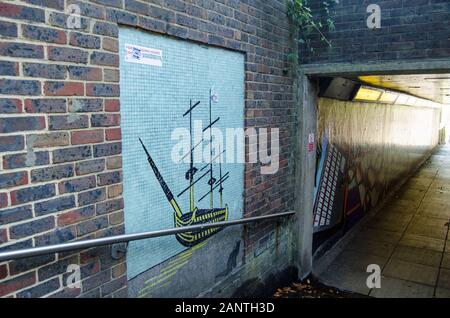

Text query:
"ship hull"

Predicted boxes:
[[174, 205, 229, 247]]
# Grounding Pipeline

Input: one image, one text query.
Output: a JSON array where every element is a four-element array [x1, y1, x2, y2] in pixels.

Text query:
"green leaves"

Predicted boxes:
[[287, 0, 335, 51]]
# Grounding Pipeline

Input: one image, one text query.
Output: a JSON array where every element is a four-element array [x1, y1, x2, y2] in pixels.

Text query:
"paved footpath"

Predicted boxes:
[[315, 145, 450, 298]]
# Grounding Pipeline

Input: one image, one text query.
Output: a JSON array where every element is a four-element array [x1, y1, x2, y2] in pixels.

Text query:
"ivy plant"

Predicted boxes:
[[287, 0, 338, 54]]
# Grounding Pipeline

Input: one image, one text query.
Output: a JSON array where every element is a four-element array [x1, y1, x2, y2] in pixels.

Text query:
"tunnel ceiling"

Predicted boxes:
[[357, 74, 450, 105]]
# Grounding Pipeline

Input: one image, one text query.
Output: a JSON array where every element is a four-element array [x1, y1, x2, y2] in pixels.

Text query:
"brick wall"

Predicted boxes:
[[301, 0, 450, 64], [0, 0, 297, 298]]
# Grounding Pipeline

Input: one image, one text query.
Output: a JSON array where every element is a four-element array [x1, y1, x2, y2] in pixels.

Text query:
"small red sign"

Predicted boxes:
[[308, 133, 315, 153]]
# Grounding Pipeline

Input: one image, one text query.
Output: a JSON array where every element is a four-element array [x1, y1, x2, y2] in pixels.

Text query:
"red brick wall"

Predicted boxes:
[[301, 0, 450, 64], [0, 0, 296, 298]]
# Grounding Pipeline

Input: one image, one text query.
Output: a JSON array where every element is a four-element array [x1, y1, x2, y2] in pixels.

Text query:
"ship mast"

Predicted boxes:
[[209, 89, 214, 209], [180, 92, 227, 207], [219, 144, 223, 208], [196, 90, 229, 206], [189, 99, 194, 212], [182, 99, 201, 212]]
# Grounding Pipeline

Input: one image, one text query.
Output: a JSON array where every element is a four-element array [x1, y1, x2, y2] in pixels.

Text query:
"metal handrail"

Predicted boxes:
[[0, 211, 295, 262]]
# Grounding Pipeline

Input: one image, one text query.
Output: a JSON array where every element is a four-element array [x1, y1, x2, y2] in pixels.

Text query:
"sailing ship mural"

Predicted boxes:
[[119, 27, 245, 279], [139, 91, 229, 247]]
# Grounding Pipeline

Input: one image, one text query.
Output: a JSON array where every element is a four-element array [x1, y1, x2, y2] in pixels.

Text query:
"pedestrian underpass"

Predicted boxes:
[[310, 74, 450, 298]]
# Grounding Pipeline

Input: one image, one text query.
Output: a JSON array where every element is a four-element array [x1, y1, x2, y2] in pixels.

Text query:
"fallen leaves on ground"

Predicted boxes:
[[274, 277, 368, 298]]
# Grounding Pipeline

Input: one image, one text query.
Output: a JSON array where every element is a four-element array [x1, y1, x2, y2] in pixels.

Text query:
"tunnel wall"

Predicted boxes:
[[0, 0, 298, 298], [314, 98, 440, 244]]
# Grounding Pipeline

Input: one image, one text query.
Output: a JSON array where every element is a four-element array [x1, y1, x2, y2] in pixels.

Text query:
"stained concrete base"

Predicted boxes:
[[314, 145, 450, 298]]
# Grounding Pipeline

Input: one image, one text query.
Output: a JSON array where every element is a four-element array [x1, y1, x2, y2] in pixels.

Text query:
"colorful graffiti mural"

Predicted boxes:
[[313, 135, 346, 232], [313, 97, 440, 248]]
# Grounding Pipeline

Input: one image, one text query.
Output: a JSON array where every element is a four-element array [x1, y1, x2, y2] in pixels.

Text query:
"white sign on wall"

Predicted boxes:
[[125, 44, 163, 67]]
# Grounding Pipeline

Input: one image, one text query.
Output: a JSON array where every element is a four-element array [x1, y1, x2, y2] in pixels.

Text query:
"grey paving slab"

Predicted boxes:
[[318, 250, 385, 295], [414, 171, 438, 178], [434, 175, 450, 182], [344, 238, 396, 258], [430, 182, 450, 192], [402, 182, 429, 192], [383, 259, 439, 286], [421, 185, 450, 192], [365, 217, 410, 233], [399, 234, 446, 252], [406, 216, 449, 240], [370, 276, 434, 298], [438, 268, 450, 290], [435, 288, 450, 298], [395, 198, 423, 209], [420, 167, 440, 175], [437, 171, 450, 178], [388, 198, 421, 209], [322, 249, 389, 274], [374, 210, 414, 223], [380, 203, 416, 215], [395, 188, 427, 201], [403, 180, 432, 191], [416, 205, 450, 220], [320, 269, 372, 295], [423, 192, 450, 203], [442, 253, 450, 270], [417, 201, 450, 213], [422, 166, 441, 172], [422, 195, 450, 206], [391, 245, 442, 268], [409, 175, 435, 183], [354, 227, 403, 244]]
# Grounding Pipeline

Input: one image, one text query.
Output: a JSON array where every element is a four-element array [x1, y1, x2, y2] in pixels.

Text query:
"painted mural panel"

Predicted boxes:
[[313, 98, 440, 248], [119, 28, 245, 279]]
